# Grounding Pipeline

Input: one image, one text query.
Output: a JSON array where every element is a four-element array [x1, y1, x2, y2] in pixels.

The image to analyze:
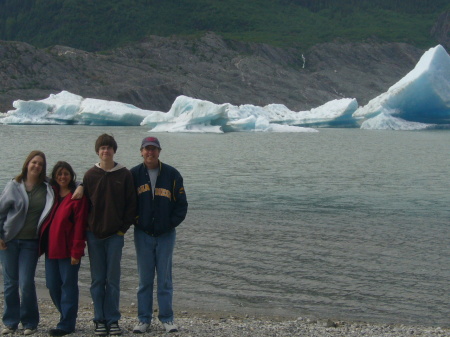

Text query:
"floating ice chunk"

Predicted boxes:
[[0, 101, 56, 124], [1, 44, 449, 132], [360, 112, 433, 130], [0, 91, 82, 124], [279, 98, 358, 127], [149, 121, 224, 133], [141, 95, 230, 131], [141, 96, 320, 132], [0, 91, 154, 126], [78, 98, 152, 126], [354, 45, 450, 124]]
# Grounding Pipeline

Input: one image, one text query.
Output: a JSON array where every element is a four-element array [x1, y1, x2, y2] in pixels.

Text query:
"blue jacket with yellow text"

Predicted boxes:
[[130, 161, 188, 236]]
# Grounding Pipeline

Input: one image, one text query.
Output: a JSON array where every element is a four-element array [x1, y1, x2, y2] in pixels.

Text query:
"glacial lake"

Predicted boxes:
[[0, 125, 449, 327]]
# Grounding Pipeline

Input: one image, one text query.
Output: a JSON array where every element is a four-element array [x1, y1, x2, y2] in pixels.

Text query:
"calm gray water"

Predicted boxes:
[[1, 125, 449, 327]]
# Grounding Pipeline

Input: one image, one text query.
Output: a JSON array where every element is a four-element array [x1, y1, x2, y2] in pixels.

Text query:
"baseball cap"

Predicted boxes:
[[141, 136, 161, 149]]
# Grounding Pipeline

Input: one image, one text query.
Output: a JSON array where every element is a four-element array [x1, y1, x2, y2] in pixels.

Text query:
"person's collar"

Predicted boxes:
[[96, 162, 124, 172], [143, 160, 160, 170]]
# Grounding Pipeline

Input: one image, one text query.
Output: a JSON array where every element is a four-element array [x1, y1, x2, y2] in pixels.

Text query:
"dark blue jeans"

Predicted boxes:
[[45, 256, 80, 332], [0, 239, 39, 329]]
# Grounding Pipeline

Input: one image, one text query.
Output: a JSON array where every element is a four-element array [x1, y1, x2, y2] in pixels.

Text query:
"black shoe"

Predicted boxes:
[[108, 322, 122, 336], [94, 322, 108, 336], [49, 329, 71, 336]]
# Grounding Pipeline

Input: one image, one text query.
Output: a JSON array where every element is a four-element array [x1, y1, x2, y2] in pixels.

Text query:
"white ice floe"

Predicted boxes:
[[360, 112, 433, 130], [1, 45, 449, 132], [354, 44, 450, 130]]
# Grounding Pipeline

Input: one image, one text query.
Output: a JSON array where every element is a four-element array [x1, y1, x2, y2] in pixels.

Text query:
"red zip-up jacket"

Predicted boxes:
[[39, 187, 88, 260]]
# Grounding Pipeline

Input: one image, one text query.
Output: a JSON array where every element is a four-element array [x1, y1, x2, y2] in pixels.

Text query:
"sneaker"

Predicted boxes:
[[23, 328, 36, 335], [108, 322, 122, 336], [94, 322, 108, 336], [162, 321, 178, 333], [132, 322, 149, 333], [1, 327, 16, 335]]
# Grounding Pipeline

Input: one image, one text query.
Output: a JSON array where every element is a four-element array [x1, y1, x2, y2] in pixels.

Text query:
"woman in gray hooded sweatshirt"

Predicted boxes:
[[0, 150, 55, 335]]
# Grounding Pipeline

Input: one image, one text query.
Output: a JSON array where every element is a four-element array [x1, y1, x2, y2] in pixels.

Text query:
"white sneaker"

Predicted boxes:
[[1, 327, 15, 335], [162, 322, 178, 333], [23, 328, 36, 336], [132, 322, 149, 334]]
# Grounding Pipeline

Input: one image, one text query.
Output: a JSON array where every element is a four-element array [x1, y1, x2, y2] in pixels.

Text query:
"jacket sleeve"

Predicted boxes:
[[38, 189, 59, 256], [119, 170, 137, 234], [0, 182, 14, 239], [70, 196, 88, 260], [170, 173, 188, 228]]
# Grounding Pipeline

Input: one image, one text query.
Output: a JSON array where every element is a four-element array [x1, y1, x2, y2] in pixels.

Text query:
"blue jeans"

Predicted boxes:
[[134, 228, 176, 324], [0, 239, 39, 329], [45, 257, 80, 332], [86, 232, 123, 325]]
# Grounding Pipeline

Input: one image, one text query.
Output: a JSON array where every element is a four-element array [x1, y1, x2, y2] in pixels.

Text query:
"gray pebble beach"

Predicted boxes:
[[2, 297, 449, 337]]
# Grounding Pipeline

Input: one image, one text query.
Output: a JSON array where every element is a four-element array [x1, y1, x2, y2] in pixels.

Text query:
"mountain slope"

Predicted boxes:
[[0, 33, 424, 114]]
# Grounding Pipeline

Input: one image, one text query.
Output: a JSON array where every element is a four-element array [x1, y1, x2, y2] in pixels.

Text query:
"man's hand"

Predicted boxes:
[[71, 185, 84, 200]]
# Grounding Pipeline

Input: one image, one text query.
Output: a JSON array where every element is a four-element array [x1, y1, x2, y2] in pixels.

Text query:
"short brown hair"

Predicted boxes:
[[15, 150, 47, 183], [95, 134, 117, 153]]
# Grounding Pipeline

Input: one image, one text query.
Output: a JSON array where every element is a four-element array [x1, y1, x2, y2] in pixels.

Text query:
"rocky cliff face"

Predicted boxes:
[[431, 10, 450, 52], [0, 33, 425, 114]]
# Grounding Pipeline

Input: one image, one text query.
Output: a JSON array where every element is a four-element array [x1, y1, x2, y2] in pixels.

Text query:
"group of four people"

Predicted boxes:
[[0, 134, 188, 336]]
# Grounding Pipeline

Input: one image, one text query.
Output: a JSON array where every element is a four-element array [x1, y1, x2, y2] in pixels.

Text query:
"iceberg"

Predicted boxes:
[[78, 98, 152, 126], [276, 98, 359, 127], [0, 92, 356, 132], [0, 91, 155, 126], [354, 45, 450, 129], [141, 96, 342, 133], [0, 45, 448, 132], [360, 112, 433, 130]]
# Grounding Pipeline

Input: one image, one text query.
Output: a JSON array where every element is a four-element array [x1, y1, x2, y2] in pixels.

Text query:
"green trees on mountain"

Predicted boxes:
[[0, 0, 447, 51], [279, 0, 448, 13]]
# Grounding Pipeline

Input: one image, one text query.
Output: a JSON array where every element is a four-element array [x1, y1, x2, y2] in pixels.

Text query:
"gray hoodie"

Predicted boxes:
[[0, 179, 54, 242]]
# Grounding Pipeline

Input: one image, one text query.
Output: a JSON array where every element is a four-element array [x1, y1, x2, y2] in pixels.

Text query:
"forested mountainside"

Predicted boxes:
[[0, 0, 448, 51]]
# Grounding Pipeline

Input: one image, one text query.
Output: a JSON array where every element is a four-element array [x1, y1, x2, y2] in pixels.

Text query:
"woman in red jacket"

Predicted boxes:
[[39, 161, 88, 337]]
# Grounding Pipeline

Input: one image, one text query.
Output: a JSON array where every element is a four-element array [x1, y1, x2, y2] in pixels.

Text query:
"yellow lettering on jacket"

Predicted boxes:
[[137, 184, 150, 195], [155, 188, 171, 199]]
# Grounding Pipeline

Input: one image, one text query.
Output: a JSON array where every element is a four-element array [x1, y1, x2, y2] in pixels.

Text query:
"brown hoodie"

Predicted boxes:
[[83, 162, 136, 239]]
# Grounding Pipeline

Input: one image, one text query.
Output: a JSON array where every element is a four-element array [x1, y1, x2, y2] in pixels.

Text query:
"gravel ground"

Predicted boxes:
[[1, 297, 449, 337]]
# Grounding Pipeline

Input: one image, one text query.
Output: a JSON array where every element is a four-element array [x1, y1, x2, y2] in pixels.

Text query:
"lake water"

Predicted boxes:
[[0, 125, 449, 327]]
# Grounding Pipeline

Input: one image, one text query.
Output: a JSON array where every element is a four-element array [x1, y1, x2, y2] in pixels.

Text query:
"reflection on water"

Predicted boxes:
[[1, 125, 450, 326]]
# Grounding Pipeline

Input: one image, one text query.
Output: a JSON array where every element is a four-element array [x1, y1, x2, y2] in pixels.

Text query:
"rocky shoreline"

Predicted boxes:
[[1, 296, 449, 337]]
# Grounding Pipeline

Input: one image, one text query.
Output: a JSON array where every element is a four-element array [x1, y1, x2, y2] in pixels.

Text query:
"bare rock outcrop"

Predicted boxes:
[[431, 10, 450, 51], [0, 33, 425, 113]]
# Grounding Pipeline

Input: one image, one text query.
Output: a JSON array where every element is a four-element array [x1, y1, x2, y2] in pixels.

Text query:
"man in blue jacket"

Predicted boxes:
[[130, 137, 188, 334]]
